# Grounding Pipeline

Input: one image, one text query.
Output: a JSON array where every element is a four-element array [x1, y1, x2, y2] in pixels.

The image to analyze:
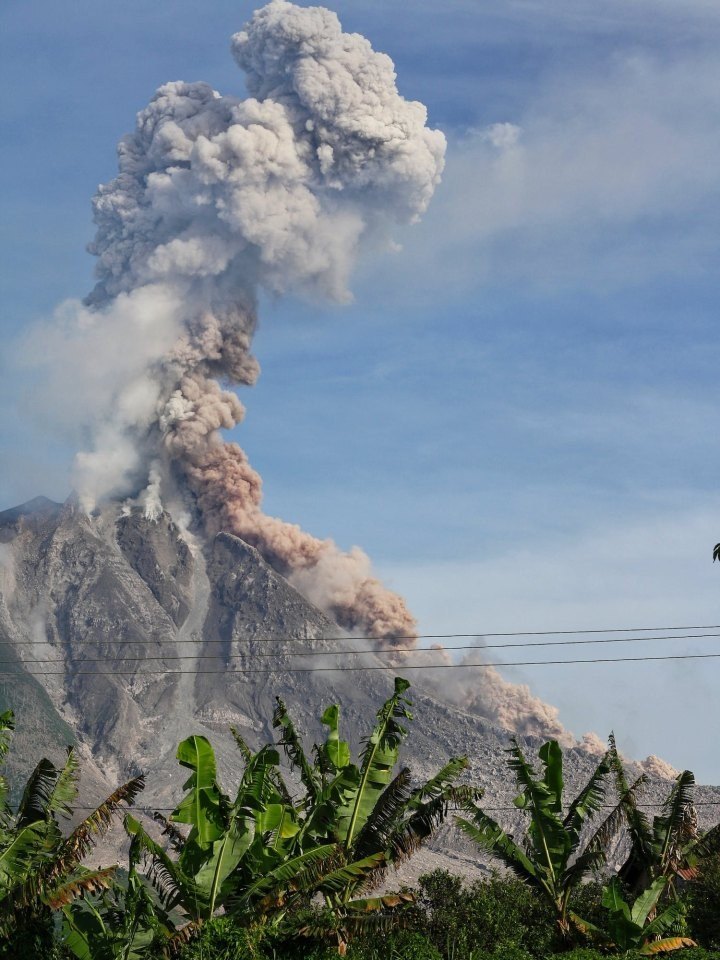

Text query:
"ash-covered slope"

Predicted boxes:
[[0, 495, 345, 796], [0, 497, 502, 795], [0, 497, 410, 788], [0, 496, 718, 878]]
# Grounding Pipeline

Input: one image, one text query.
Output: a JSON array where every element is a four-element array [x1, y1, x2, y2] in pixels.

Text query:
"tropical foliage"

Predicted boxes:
[[413, 868, 558, 959], [455, 736, 635, 938], [590, 876, 695, 955], [3, 689, 720, 959], [119, 678, 471, 953], [0, 708, 144, 955], [612, 744, 720, 899], [61, 842, 173, 959], [271, 678, 476, 947]]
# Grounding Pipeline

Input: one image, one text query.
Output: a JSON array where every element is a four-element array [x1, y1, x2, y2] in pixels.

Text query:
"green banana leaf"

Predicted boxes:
[[631, 876, 667, 927], [17, 749, 79, 827], [456, 804, 540, 889], [338, 677, 411, 850], [172, 735, 224, 847], [0, 820, 48, 888], [233, 842, 339, 908], [273, 698, 320, 799], [321, 704, 351, 771]]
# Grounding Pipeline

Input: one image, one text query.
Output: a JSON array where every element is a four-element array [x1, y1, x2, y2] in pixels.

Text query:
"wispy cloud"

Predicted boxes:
[[359, 48, 720, 299]]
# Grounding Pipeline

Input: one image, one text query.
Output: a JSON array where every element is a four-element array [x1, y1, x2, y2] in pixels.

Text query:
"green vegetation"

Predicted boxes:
[[455, 736, 627, 938], [590, 876, 694, 954], [2, 682, 720, 959], [612, 753, 720, 899], [0, 708, 144, 958]]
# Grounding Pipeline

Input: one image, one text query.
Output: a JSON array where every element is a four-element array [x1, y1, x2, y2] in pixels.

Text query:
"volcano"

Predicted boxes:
[[0, 495, 716, 879]]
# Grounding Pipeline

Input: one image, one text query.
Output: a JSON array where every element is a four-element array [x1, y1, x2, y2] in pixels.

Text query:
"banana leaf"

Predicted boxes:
[[456, 803, 539, 888], [0, 820, 47, 888], [639, 937, 696, 955], [172, 735, 225, 848], [337, 677, 411, 850], [17, 750, 80, 827], [273, 698, 320, 799], [321, 704, 351, 772]]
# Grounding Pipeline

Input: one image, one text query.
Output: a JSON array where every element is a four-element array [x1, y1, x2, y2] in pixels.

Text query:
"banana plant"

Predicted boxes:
[[276, 678, 474, 873], [61, 839, 173, 960], [586, 876, 696, 955], [612, 741, 720, 897], [128, 679, 471, 953], [273, 677, 472, 870], [456, 736, 640, 940], [125, 729, 399, 954], [124, 736, 295, 926], [0, 709, 144, 942], [271, 677, 476, 951]]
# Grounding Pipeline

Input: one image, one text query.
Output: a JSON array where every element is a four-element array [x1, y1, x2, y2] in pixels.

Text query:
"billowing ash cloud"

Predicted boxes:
[[455, 661, 574, 745], [413, 643, 581, 747], [23, 0, 607, 748], [72, 0, 445, 644]]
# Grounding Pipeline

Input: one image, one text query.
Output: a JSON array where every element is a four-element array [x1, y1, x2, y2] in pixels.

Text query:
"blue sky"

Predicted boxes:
[[3, 0, 720, 777]]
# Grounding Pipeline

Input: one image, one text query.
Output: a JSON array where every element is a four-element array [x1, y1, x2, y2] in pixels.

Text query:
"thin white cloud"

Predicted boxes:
[[518, 392, 720, 456], [360, 49, 720, 297]]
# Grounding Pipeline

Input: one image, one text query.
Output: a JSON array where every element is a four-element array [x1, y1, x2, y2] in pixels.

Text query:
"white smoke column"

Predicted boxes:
[[75, 0, 445, 645], [141, 464, 163, 521]]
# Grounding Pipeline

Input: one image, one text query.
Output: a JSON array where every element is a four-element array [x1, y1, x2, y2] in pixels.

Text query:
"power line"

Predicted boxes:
[[66, 800, 720, 812], [5, 629, 720, 654], [6, 649, 720, 676], [4, 623, 720, 647], [7, 631, 720, 666]]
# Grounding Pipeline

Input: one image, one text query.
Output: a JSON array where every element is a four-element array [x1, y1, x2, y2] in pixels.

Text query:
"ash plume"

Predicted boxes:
[[69, 0, 444, 644], [29, 0, 598, 746], [413, 642, 577, 746], [454, 660, 574, 745], [638, 754, 680, 780]]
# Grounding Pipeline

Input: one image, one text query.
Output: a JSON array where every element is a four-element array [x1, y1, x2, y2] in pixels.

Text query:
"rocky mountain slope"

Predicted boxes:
[[0, 496, 717, 880]]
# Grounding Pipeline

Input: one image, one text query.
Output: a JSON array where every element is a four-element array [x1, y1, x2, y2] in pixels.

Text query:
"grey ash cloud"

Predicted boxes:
[[67, 0, 445, 644]]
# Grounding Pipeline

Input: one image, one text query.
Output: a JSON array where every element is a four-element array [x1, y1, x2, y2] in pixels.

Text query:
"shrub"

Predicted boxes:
[[669, 951, 717, 960], [688, 854, 720, 948], [415, 870, 558, 959], [567, 881, 605, 934], [545, 951, 606, 960], [174, 917, 267, 960], [0, 907, 67, 960], [229, 928, 441, 960], [288, 945, 339, 960], [476, 946, 536, 960], [350, 931, 442, 960]]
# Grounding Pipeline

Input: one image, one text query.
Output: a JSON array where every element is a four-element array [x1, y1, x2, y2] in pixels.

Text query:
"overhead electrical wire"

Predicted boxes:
[[67, 800, 720, 812], [5, 649, 720, 676], [5, 630, 720, 666], [4, 622, 720, 647]]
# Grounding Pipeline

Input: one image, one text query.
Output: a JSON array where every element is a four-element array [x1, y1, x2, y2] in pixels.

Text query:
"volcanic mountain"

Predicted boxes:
[[0, 496, 717, 878]]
